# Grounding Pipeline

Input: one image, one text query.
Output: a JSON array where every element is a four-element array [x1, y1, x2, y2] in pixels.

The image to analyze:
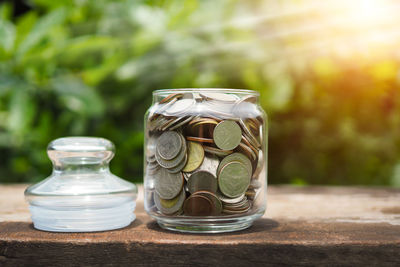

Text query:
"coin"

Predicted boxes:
[[183, 194, 213, 216], [245, 189, 259, 200], [154, 167, 184, 199], [161, 117, 179, 131], [246, 118, 260, 136], [169, 116, 194, 131], [238, 95, 258, 104], [218, 161, 251, 198], [203, 101, 236, 119], [156, 131, 182, 160], [166, 152, 188, 173], [146, 136, 157, 159], [191, 118, 219, 127], [160, 93, 183, 104], [233, 101, 261, 119], [217, 152, 252, 177], [249, 179, 262, 189], [238, 142, 257, 161], [156, 134, 187, 169], [252, 149, 264, 179], [154, 188, 186, 215], [199, 92, 239, 103], [189, 117, 219, 126], [165, 98, 195, 116], [239, 119, 261, 148], [223, 204, 251, 214], [187, 171, 217, 194], [218, 193, 245, 204], [183, 141, 204, 172], [203, 145, 233, 157], [186, 136, 214, 144], [222, 196, 251, 214], [213, 120, 242, 150], [147, 155, 157, 164], [192, 191, 222, 215], [196, 154, 219, 177], [146, 161, 160, 175], [241, 134, 258, 157], [157, 97, 178, 114], [183, 172, 190, 181]]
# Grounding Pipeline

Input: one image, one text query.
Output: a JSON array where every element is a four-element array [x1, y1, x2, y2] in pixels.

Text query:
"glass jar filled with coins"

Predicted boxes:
[[144, 89, 267, 233]]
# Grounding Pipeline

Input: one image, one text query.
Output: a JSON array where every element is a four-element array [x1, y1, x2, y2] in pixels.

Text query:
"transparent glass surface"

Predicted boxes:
[[25, 137, 137, 232], [144, 89, 267, 233]]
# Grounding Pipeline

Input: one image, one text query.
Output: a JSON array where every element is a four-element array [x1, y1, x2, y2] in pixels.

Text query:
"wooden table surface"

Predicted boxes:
[[0, 185, 399, 266]]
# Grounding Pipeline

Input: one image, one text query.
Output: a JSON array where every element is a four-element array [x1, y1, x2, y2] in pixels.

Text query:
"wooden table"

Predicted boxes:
[[1, 185, 399, 266]]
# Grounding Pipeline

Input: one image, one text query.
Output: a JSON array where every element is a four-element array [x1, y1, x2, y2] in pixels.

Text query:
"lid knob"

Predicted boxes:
[[47, 137, 115, 169]]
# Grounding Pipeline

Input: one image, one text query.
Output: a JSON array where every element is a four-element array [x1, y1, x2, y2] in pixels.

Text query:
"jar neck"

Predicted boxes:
[[152, 88, 259, 103], [52, 158, 110, 174]]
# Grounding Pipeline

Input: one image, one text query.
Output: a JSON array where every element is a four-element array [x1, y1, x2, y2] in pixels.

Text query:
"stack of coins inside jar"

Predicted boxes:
[[145, 90, 265, 217]]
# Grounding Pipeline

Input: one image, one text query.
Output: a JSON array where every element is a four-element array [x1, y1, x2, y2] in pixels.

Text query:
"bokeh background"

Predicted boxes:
[[1, 0, 400, 186]]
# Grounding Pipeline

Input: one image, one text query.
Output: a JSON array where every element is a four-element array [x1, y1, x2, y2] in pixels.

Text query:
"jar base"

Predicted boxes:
[[155, 213, 262, 233]]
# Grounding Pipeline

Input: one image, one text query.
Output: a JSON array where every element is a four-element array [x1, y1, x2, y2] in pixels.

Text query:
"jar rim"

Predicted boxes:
[[153, 88, 259, 96]]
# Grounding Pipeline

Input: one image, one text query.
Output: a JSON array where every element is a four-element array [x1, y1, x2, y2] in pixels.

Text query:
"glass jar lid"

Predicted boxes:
[[25, 137, 137, 232]]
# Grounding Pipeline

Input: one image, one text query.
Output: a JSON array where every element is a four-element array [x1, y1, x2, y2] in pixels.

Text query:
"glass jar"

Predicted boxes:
[[144, 89, 267, 233], [25, 137, 137, 232]]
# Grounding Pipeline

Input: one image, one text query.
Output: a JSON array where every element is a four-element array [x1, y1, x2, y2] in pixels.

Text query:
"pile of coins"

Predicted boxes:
[[146, 91, 264, 216]]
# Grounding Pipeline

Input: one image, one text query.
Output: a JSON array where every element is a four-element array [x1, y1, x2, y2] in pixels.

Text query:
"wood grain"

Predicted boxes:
[[0, 185, 399, 266]]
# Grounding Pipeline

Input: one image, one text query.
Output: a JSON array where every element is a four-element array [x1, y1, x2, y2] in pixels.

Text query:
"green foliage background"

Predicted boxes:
[[1, 0, 399, 186]]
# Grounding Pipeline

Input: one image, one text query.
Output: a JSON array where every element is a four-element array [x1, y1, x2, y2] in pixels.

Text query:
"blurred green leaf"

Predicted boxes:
[[0, 3, 13, 21], [51, 76, 105, 116], [7, 89, 36, 135], [0, 0, 399, 186], [0, 19, 15, 52], [17, 8, 66, 57]]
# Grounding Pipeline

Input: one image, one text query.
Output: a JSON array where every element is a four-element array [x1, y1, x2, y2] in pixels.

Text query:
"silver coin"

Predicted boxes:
[[154, 188, 186, 215], [233, 101, 262, 119], [154, 167, 184, 200], [224, 196, 248, 208], [151, 117, 168, 131], [246, 188, 261, 201], [252, 150, 264, 179], [156, 131, 182, 160], [148, 116, 163, 131], [166, 152, 188, 173], [196, 154, 219, 177], [248, 178, 262, 189], [146, 136, 157, 160], [163, 116, 186, 131], [156, 134, 187, 169], [157, 97, 177, 114], [170, 115, 195, 130], [202, 101, 236, 119], [218, 193, 245, 204], [165, 98, 195, 116], [187, 171, 217, 194], [147, 154, 157, 164], [239, 119, 261, 148], [160, 118, 178, 131], [199, 92, 239, 103]]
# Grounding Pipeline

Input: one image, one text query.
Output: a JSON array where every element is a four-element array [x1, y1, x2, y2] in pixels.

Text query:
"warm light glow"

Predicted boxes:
[[345, 0, 391, 26]]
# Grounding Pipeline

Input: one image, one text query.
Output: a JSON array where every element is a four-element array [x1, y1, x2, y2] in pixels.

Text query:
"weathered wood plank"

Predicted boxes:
[[0, 185, 399, 266]]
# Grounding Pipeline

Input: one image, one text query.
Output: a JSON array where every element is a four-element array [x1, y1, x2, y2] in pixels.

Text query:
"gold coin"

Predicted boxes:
[[183, 141, 205, 172]]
